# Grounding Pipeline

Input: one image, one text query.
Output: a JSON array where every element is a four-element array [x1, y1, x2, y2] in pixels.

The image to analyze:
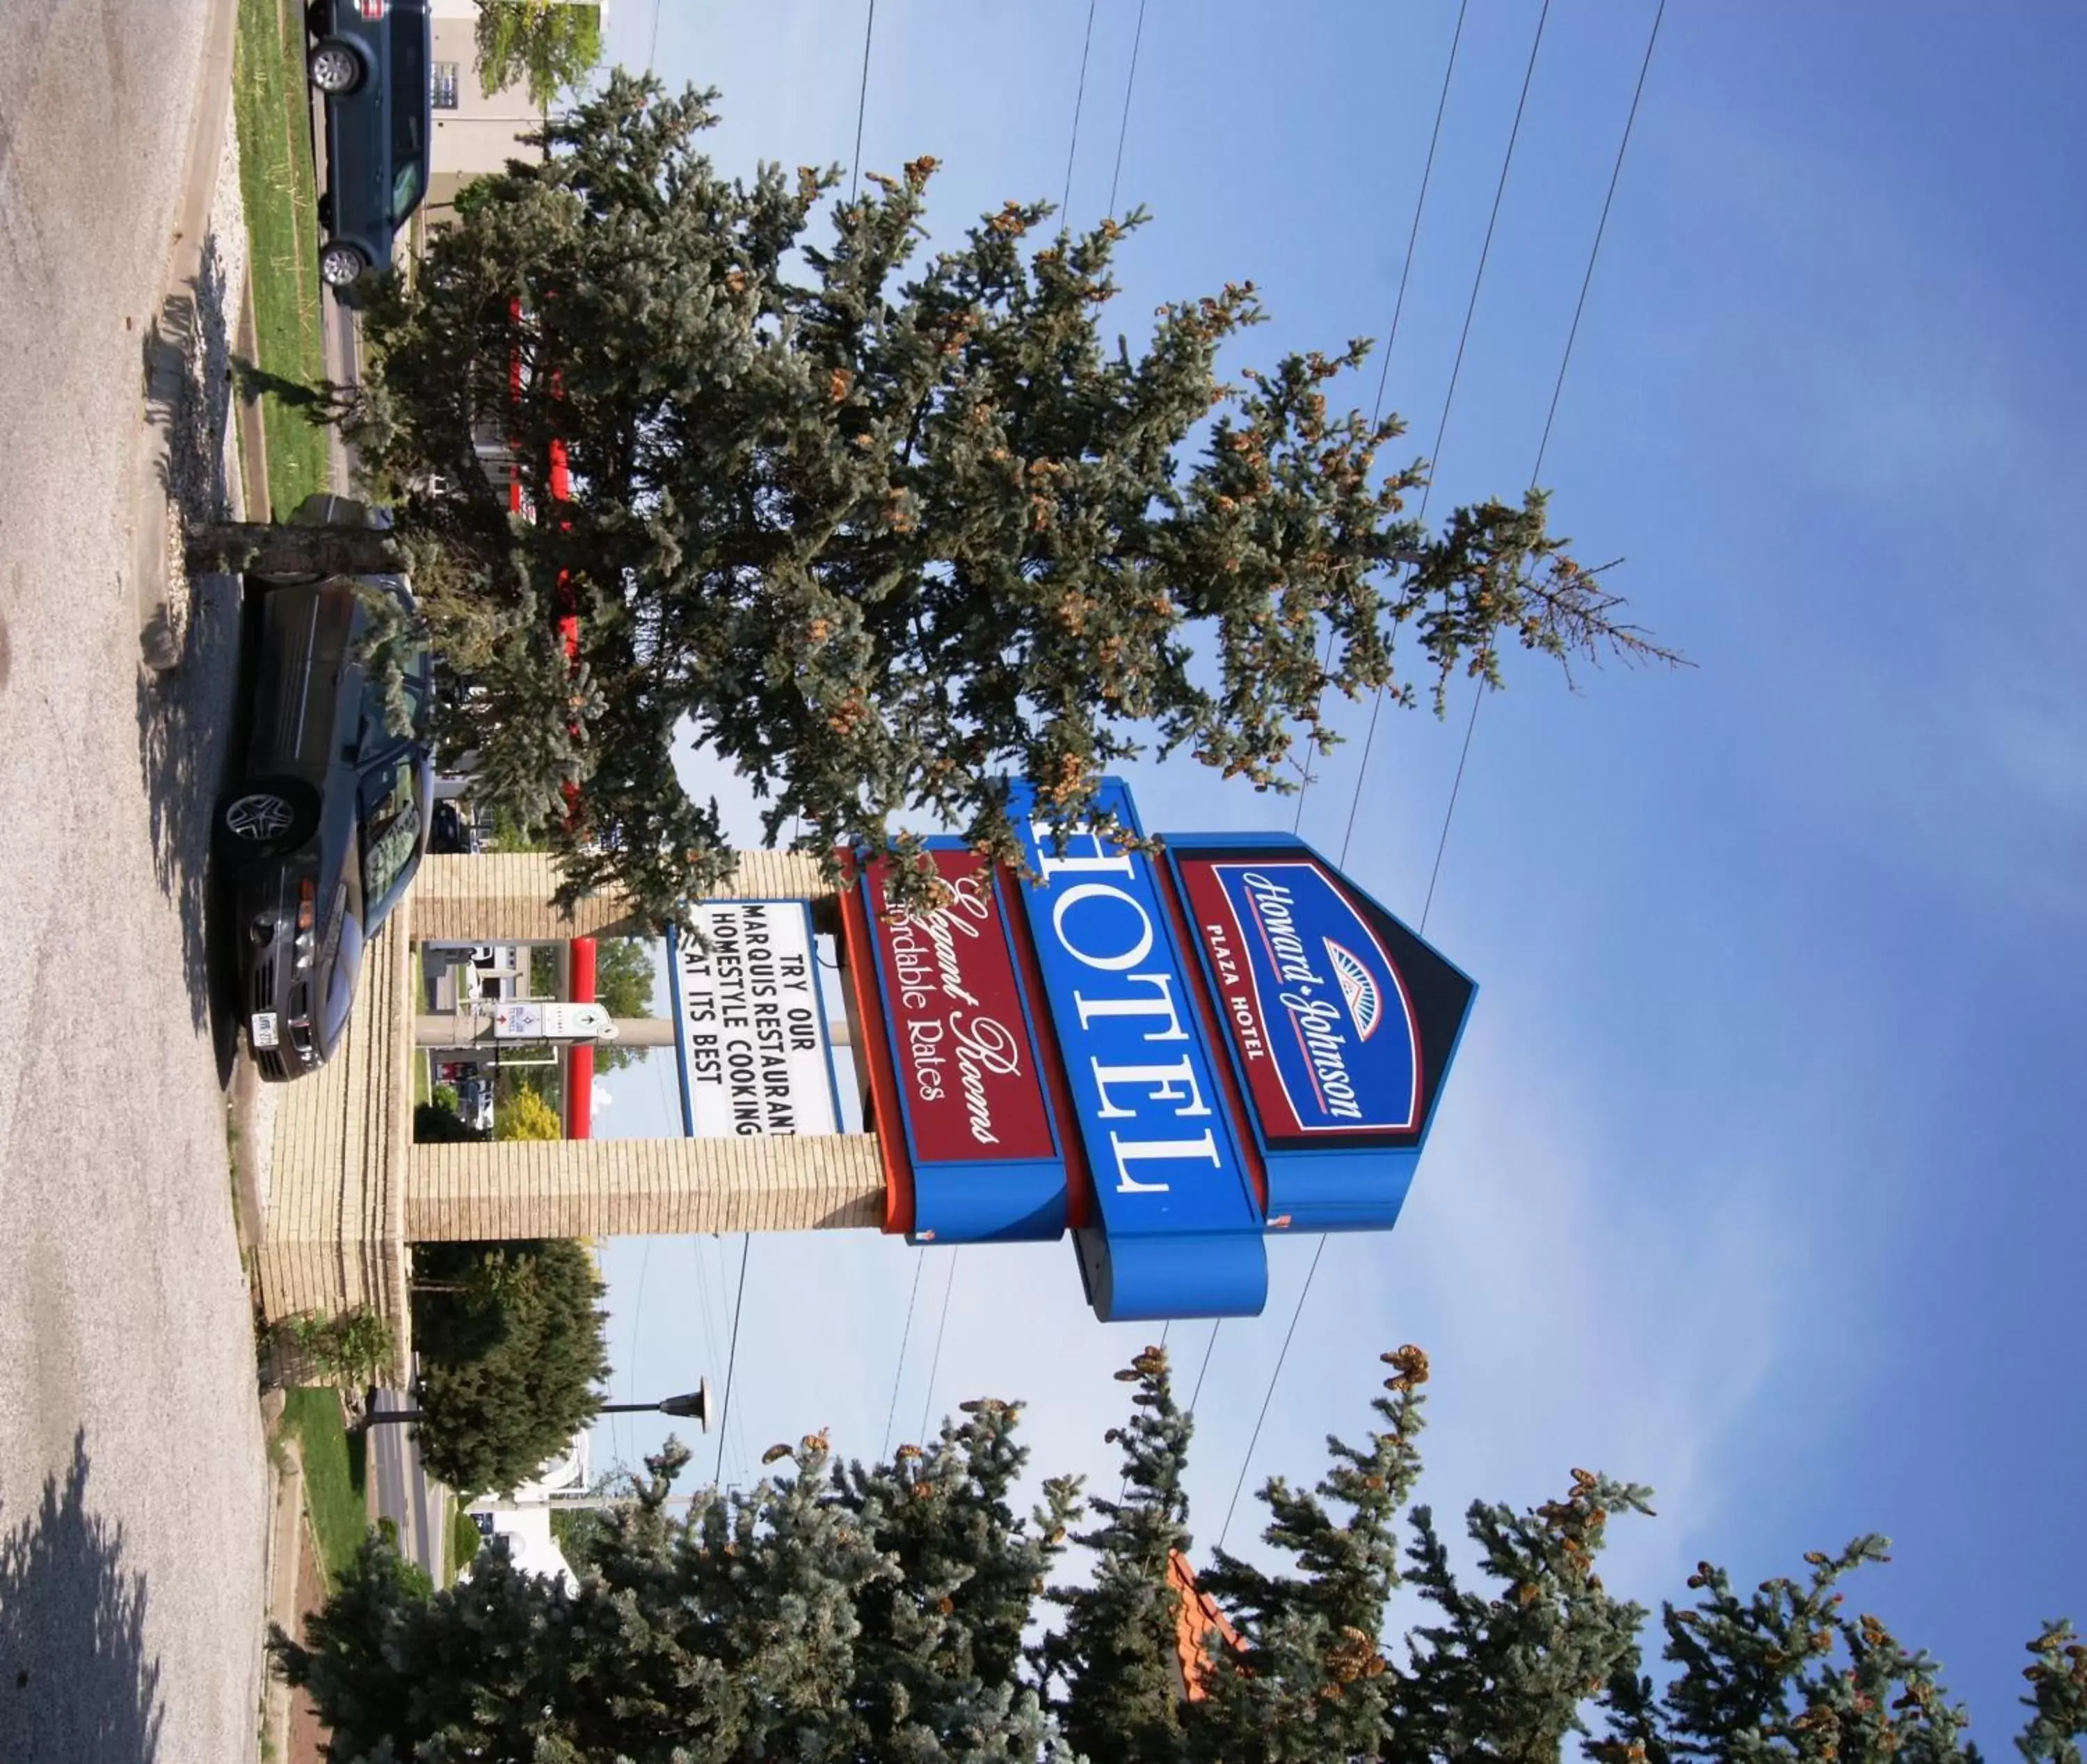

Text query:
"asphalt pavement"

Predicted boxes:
[[0, 1, 273, 1759], [368, 1385, 454, 1585]]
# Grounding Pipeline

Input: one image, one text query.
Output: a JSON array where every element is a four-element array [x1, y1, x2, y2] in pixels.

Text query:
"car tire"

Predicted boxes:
[[317, 193, 333, 230], [318, 241, 368, 288], [305, 0, 330, 38], [219, 781, 320, 856], [308, 39, 361, 95]]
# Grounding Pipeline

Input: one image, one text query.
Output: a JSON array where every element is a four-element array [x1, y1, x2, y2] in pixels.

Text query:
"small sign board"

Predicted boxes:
[[493, 1000, 619, 1041], [668, 902, 841, 1139]]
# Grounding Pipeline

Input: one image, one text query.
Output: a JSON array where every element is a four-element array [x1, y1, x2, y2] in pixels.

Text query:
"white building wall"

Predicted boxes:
[[426, 1, 607, 185]]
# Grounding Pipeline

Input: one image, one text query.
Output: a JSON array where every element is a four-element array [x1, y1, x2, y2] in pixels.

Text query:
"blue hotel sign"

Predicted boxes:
[[840, 778, 1477, 1323], [1007, 780, 1269, 1321]]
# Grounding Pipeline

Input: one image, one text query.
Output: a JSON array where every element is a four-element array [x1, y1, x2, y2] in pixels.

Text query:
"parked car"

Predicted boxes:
[[456, 1077, 494, 1134], [429, 799, 470, 853], [221, 568, 434, 1080], [305, 0, 433, 289]]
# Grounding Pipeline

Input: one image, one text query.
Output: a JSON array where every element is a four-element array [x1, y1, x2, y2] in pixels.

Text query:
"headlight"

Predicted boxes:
[[293, 879, 319, 969]]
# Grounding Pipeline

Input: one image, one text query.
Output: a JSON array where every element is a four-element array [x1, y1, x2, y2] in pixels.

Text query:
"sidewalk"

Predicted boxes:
[[257, 1392, 307, 1764]]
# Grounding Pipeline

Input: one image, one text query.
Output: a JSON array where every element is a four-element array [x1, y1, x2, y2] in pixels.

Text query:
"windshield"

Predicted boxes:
[[391, 159, 424, 223], [358, 753, 424, 904], [356, 630, 431, 755]]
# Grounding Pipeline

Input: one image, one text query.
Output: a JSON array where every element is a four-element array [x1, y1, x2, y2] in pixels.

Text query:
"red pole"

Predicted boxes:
[[566, 936, 596, 1140]]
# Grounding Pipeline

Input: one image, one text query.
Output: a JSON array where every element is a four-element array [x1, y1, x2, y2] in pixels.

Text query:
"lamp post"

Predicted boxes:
[[363, 1379, 713, 1432]]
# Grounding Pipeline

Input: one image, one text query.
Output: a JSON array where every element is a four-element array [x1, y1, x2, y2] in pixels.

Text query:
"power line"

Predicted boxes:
[[1222, 0, 1670, 1548], [1530, 0, 1665, 488], [1421, 0, 1667, 930], [1293, 0, 1470, 836], [714, 1235, 751, 1485], [1334, 0, 1553, 874], [1369, 0, 1471, 432], [849, 0, 877, 200], [685, 1237, 723, 1404], [1064, 0, 1100, 218], [713, 1235, 754, 1486], [621, 1240, 652, 1471], [1187, 1319, 1220, 1416], [645, 0, 662, 73], [915, 1251, 960, 1444], [883, 1258, 927, 1460], [1217, 1237, 1327, 1550], [1420, 682, 1483, 930], [1105, 0, 1147, 217]]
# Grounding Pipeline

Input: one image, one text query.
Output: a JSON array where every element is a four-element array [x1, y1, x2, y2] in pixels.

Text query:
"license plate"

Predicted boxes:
[[252, 1011, 280, 1050]]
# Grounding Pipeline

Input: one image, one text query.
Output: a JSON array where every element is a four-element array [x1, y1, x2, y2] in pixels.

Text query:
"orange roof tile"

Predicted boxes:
[[1168, 1549, 1242, 1701]]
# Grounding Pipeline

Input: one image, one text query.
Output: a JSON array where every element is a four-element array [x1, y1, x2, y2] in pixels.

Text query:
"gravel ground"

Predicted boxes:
[[0, 2, 273, 1758]]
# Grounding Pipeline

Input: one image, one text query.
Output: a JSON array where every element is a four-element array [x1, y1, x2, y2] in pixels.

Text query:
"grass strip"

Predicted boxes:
[[231, 0, 332, 515], [279, 1387, 371, 1587]]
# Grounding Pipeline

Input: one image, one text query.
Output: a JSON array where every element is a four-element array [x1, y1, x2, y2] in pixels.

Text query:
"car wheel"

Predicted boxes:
[[305, 0, 330, 38], [220, 783, 318, 856], [318, 241, 368, 288], [317, 193, 333, 230], [308, 39, 360, 94]]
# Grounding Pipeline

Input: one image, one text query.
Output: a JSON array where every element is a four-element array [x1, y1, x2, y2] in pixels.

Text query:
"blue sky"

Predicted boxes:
[[573, 0, 2087, 1731]]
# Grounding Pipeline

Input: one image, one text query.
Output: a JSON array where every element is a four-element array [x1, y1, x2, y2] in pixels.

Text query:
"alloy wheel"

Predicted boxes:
[[225, 791, 296, 844], [319, 242, 367, 288], [310, 42, 358, 93]]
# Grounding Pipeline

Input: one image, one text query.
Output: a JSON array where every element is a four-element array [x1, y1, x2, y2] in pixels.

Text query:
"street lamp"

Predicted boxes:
[[600, 1381, 713, 1427], [362, 1378, 713, 1432]]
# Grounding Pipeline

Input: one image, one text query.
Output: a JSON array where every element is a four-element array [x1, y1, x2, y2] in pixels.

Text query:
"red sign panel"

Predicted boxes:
[[864, 853, 1057, 1163]]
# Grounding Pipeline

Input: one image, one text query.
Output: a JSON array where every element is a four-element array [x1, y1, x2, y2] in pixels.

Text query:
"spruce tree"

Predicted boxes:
[[825, 1397, 1080, 1764], [1035, 1344, 1197, 1764], [225, 72, 1677, 925], [278, 1345, 2087, 1764]]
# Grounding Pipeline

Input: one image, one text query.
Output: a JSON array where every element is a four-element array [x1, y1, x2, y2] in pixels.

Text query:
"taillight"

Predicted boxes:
[[358, 0, 385, 18]]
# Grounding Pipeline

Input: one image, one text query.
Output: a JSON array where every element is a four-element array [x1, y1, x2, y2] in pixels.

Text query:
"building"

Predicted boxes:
[[424, 1, 607, 228]]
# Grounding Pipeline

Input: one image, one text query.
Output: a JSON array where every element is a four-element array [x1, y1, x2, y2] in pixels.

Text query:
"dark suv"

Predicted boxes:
[[305, 0, 433, 289], [220, 562, 433, 1080]]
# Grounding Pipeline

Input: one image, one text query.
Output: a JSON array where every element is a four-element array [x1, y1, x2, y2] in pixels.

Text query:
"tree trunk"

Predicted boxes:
[[184, 520, 407, 582]]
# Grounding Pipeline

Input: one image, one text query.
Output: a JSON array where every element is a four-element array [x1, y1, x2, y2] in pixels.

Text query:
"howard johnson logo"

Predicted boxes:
[[1178, 858, 1421, 1139]]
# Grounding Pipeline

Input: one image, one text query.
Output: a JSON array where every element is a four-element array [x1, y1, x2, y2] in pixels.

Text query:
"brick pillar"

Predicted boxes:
[[406, 1132, 888, 1241], [410, 850, 835, 944]]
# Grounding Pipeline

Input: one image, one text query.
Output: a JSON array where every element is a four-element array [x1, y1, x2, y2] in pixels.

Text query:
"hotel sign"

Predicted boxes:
[[838, 780, 1477, 1322], [1006, 783, 1266, 1319]]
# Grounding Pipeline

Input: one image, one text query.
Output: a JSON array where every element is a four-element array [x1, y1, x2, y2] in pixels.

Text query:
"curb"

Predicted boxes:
[[260, 1407, 306, 1764], [234, 266, 273, 521], [136, 0, 243, 671]]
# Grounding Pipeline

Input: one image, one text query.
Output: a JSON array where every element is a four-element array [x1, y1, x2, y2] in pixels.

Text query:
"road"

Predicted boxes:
[[368, 1385, 454, 1585], [0, 1, 271, 1759]]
